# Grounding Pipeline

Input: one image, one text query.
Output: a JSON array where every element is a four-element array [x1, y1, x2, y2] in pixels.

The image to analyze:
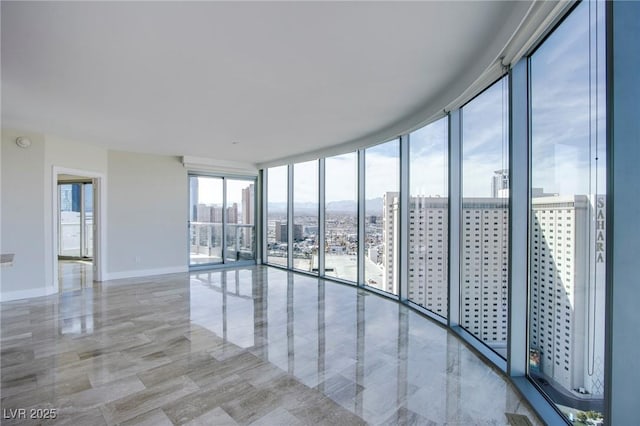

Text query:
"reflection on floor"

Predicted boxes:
[[1, 266, 540, 425], [58, 259, 93, 292]]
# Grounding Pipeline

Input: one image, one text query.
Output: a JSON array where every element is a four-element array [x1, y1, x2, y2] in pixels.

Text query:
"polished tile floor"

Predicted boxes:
[[1, 266, 540, 425], [58, 260, 93, 292]]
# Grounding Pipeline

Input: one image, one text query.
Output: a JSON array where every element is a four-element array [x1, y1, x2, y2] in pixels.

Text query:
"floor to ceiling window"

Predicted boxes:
[[325, 152, 358, 283], [259, 3, 611, 422], [461, 76, 509, 358], [266, 166, 288, 267], [189, 175, 256, 267], [293, 160, 319, 274], [408, 117, 448, 317], [529, 1, 605, 422], [364, 139, 400, 295]]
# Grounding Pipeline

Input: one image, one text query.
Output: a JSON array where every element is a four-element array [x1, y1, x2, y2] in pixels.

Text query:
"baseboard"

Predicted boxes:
[[0, 285, 57, 302], [104, 266, 188, 281]]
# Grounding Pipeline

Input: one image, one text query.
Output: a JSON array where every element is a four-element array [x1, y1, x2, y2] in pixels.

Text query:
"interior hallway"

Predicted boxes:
[[1, 266, 539, 425]]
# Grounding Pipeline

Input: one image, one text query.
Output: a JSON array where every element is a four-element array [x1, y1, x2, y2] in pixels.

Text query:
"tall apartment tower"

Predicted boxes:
[[190, 178, 199, 220], [242, 184, 255, 225]]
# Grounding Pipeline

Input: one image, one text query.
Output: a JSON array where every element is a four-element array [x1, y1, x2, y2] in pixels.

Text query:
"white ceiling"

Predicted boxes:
[[2, 1, 541, 166]]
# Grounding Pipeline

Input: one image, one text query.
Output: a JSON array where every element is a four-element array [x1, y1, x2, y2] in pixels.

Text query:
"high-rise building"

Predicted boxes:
[[530, 195, 605, 397], [492, 169, 509, 198], [197, 204, 212, 222], [190, 177, 199, 220], [274, 221, 303, 243], [227, 203, 238, 224], [383, 194, 507, 330], [407, 196, 448, 316], [460, 198, 509, 346], [382, 192, 399, 295], [383, 192, 604, 396], [242, 184, 255, 225], [212, 206, 222, 223], [275, 221, 286, 243]]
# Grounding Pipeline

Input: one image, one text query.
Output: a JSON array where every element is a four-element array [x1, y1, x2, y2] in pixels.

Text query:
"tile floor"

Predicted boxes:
[[1, 266, 540, 425], [58, 260, 93, 292]]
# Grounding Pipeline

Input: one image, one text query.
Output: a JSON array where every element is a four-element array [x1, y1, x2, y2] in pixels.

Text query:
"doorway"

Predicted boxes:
[[57, 176, 94, 291], [53, 168, 104, 293], [189, 174, 256, 268]]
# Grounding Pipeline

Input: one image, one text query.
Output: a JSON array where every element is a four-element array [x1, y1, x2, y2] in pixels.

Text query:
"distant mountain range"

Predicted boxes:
[[268, 197, 383, 214]]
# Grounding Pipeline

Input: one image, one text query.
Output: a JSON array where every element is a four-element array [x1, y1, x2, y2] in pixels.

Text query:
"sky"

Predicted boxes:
[[261, 0, 605, 207], [196, 177, 253, 207], [410, 117, 447, 197], [462, 77, 509, 197], [326, 152, 357, 203], [530, 0, 606, 197]]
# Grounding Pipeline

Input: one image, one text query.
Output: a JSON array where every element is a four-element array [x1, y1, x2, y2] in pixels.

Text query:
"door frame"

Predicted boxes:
[[52, 167, 106, 290]]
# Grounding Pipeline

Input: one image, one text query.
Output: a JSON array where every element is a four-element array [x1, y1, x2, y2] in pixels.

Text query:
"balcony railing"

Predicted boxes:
[[59, 221, 93, 258], [190, 222, 255, 264]]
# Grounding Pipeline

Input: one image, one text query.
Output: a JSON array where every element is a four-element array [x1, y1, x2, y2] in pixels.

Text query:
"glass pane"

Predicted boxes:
[[325, 152, 358, 282], [293, 160, 319, 273], [267, 166, 288, 267], [83, 183, 93, 258], [225, 179, 256, 262], [461, 77, 509, 358], [189, 176, 223, 265], [529, 1, 605, 421], [408, 117, 448, 317], [365, 139, 399, 294], [59, 183, 82, 257]]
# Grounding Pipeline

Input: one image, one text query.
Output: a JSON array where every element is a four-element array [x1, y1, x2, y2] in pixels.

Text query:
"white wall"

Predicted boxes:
[[106, 150, 188, 278], [1, 129, 51, 300], [45, 134, 109, 172]]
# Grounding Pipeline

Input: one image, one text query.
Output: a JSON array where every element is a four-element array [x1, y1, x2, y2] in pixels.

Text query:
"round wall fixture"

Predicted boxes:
[[16, 136, 32, 148]]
